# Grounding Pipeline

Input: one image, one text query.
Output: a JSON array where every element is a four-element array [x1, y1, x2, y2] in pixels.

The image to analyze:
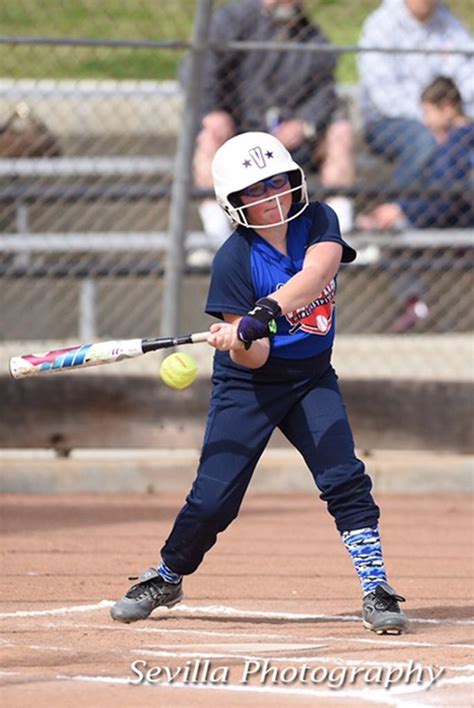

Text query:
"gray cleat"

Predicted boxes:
[[110, 567, 183, 623], [362, 582, 408, 635]]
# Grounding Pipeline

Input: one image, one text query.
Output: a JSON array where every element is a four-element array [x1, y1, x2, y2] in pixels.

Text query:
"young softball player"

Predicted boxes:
[[111, 131, 408, 635]]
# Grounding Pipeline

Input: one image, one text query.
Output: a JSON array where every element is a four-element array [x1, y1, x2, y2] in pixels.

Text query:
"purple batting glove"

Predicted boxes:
[[237, 297, 282, 348]]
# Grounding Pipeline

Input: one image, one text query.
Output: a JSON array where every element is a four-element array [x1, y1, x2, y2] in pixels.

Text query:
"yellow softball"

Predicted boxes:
[[160, 352, 198, 390]]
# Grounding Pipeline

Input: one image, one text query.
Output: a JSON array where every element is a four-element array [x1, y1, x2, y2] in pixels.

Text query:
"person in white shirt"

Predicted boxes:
[[358, 0, 473, 187]]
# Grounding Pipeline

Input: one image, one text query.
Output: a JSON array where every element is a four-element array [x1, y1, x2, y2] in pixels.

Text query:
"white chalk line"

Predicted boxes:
[[1, 600, 473, 626], [3, 633, 473, 675], [313, 635, 474, 651], [155, 603, 474, 626], [57, 622, 473, 651], [0, 600, 112, 618], [8, 643, 77, 653], [54, 672, 474, 707], [67, 623, 288, 641], [137, 642, 328, 653], [3, 631, 473, 706]]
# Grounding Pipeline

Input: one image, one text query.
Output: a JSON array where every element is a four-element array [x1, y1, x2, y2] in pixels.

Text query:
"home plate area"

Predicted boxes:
[[0, 492, 473, 707]]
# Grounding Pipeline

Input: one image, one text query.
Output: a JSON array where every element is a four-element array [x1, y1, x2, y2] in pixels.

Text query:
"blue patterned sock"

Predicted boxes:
[[341, 525, 387, 595], [158, 561, 182, 585]]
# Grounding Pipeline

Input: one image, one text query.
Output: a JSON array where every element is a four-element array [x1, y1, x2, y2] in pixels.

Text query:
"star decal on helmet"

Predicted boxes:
[[243, 159, 252, 167], [265, 151, 274, 159]]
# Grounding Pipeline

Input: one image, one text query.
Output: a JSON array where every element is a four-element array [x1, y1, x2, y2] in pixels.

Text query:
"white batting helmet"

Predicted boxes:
[[212, 132, 308, 229]]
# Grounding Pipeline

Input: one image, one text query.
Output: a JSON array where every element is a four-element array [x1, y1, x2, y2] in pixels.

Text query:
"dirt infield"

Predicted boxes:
[[1, 492, 473, 707]]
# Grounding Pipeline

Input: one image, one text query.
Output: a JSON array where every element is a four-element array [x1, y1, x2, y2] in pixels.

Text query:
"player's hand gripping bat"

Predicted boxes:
[[9, 332, 210, 379]]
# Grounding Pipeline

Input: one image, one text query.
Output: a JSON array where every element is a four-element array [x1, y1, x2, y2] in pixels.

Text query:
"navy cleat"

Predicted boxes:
[[110, 567, 183, 623], [362, 582, 408, 635]]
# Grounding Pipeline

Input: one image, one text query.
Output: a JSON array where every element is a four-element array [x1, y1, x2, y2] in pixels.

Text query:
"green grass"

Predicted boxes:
[[0, 0, 472, 82]]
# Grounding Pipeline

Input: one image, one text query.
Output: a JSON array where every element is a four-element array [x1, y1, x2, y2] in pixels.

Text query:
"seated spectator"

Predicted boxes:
[[189, 0, 355, 265], [0, 101, 61, 157], [357, 76, 474, 230], [358, 0, 473, 189]]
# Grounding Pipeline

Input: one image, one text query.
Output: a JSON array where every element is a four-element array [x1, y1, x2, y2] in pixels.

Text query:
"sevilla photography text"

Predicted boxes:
[[130, 658, 444, 690]]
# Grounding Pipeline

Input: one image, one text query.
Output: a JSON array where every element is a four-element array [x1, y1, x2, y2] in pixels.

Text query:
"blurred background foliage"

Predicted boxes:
[[0, 0, 472, 82]]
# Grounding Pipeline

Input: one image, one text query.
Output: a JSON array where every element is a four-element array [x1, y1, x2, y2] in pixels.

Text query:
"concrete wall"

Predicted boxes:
[[1, 373, 472, 453]]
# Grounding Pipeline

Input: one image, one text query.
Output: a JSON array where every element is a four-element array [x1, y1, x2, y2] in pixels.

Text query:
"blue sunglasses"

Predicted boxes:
[[240, 173, 289, 198]]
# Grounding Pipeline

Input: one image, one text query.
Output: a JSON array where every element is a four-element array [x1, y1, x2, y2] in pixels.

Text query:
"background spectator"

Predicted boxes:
[[358, 75, 473, 333], [358, 76, 474, 230], [358, 0, 473, 189], [190, 0, 355, 265]]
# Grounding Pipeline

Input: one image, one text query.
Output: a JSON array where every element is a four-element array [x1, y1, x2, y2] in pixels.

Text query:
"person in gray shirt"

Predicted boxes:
[[190, 0, 355, 265]]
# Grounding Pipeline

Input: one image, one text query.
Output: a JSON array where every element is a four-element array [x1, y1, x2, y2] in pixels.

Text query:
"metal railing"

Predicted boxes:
[[1, 0, 473, 380]]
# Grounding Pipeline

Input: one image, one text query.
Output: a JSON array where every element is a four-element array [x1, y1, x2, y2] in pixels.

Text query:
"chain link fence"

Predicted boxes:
[[0, 0, 473, 380]]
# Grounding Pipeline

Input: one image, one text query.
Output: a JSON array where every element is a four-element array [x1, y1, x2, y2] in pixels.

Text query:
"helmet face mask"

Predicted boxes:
[[229, 178, 304, 229], [212, 132, 309, 229]]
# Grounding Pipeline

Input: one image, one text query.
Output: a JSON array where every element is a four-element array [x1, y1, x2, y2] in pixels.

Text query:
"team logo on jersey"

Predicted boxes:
[[285, 279, 336, 336]]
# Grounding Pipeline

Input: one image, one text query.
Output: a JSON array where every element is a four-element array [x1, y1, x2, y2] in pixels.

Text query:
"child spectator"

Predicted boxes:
[[358, 76, 473, 230]]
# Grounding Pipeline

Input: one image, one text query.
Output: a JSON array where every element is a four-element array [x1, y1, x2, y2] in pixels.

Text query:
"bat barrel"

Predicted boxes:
[[9, 332, 209, 379], [9, 356, 33, 380], [8, 339, 144, 379]]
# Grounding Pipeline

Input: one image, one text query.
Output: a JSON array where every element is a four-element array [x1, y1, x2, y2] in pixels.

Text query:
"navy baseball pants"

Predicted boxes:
[[161, 348, 379, 575]]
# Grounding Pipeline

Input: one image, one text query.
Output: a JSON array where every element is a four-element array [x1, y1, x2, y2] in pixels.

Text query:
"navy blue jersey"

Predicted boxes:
[[206, 201, 356, 360]]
